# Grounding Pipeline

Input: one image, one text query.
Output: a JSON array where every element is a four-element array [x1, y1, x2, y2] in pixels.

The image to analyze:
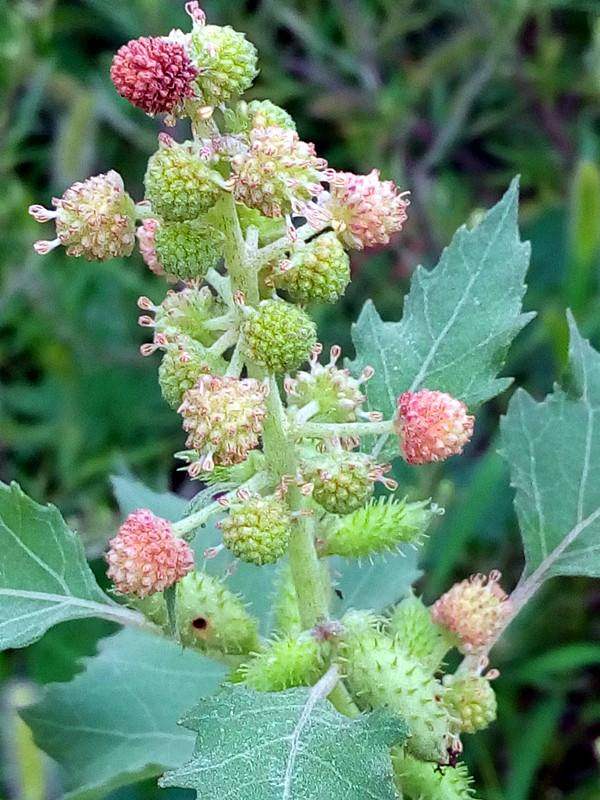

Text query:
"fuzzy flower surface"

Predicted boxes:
[[110, 36, 198, 115], [179, 375, 268, 472], [395, 389, 474, 465], [106, 509, 194, 598], [323, 169, 409, 250], [30, 171, 136, 260], [431, 570, 512, 654], [231, 125, 327, 218]]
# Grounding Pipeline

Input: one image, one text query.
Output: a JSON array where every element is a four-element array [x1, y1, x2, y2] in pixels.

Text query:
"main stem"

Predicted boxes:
[[222, 196, 358, 716]]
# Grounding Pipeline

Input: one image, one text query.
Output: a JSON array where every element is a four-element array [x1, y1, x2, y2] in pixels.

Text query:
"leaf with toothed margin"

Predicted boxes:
[[501, 312, 600, 583], [347, 178, 533, 457], [160, 683, 408, 800], [21, 627, 227, 800]]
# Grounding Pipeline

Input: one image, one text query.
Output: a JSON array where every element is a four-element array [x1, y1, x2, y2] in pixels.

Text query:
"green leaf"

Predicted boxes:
[[501, 313, 600, 584], [0, 482, 130, 651], [160, 680, 407, 800], [110, 474, 187, 522], [22, 627, 227, 800], [333, 550, 421, 614], [348, 178, 532, 423]]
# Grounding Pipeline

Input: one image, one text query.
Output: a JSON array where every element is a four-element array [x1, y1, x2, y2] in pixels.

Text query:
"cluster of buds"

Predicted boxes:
[[431, 571, 512, 654], [218, 492, 292, 565]]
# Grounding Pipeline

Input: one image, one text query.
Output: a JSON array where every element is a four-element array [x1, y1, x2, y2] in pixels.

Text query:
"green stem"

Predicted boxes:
[[300, 419, 395, 439]]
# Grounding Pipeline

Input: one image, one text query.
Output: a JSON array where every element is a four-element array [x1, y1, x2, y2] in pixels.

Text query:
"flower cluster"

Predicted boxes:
[[28, 6, 504, 794]]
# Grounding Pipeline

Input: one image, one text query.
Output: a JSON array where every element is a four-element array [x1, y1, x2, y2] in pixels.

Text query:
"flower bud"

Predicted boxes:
[[110, 36, 198, 115], [106, 509, 194, 598], [219, 494, 292, 565], [394, 389, 474, 465], [443, 673, 497, 734], [303, 452, 378, 515], [179, 375, 268, 471], [388, 593, 454, 674], [324, 169, 409, 250], [431, 571, 512, 654], [393, 752, 476, 800], [231, 126, 326, 218], [158, 337, 226, 409], [225, 99, 297, 134], [274, 232, 350, 304], [137, 219, 165, 276], [153, 219, 223, 281], [152, 286, 228, 346], [30, 171, 136, 261], [189, 23, 257, 106], [285, 345, 368, 425], [242, 299, 316, 373], [144, 138, 221, 221]]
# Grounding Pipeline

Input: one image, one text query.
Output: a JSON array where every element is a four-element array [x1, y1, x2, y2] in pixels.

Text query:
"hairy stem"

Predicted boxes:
[[300, 419, 395, 438]]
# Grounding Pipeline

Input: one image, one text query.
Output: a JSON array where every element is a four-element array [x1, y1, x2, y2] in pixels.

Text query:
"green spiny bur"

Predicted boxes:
[[272, 562, 302, 636], [387, 593, 454, 673], [321, 497, 436, 558], [240, 635, 328, 691], [341, 618, 452, 762], [392, 751, 478, 800]]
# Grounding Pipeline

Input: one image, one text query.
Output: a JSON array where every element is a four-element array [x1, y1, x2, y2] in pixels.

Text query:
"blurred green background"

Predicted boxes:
[[1, 0, 599, 798]]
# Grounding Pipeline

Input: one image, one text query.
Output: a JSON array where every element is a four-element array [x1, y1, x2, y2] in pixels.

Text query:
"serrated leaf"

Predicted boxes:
[[22, 627, 227, 800], [348, 178, 532, 427], [0, 482, 123, 650], [160, 683, 407, 800], [501, 313, 600, 583]]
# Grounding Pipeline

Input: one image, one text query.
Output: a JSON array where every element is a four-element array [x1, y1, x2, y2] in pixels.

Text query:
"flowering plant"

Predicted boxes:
[[2, 4, 599, 799]]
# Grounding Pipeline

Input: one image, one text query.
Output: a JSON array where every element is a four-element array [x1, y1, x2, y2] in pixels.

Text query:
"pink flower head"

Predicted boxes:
[[110, 36, 198, 115], [106, 509, 194, 598], [136, 218, 165, 277], [431, 570, 512, 654], [324, 169, 409, 250], [395, 389, 474, 465]]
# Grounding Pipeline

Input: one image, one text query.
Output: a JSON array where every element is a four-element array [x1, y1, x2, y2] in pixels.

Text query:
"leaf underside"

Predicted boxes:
[[160, 684, 408, 800], [501, 313, 600, 580], [348, 178, 533, 441], [22, 627, 227, 800], [0, 482, 114, 650]]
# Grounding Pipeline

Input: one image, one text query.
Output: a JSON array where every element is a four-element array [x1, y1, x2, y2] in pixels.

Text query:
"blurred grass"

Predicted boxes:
[[1, 1, 600, 798]]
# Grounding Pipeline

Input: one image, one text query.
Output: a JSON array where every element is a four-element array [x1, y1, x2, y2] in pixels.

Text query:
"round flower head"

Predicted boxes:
[[274, 232, 351, 304], [285, 345, 370, 425], [110, 36, 198, 115], [219, 493, 292, 565], [431, 571, 512, 654], [242, 299, 317, 374], [303, 452, 394, 515], [138, 286, 228, 347], [136, 218, 166, 277], [158, 337, 227, 409], [178, 374, 269, 472], [144, 136, 222, 222], [106, 509, 194, 598], [153, 219, 224, 281], [322, 169, 409, 250], [224, 99, 297, 134], [443, 672, 498, 734], [30, 171, 136, 260], [395, 389, 474, 465], [231, 125, 327, 218], [189, 20, 257, 106]]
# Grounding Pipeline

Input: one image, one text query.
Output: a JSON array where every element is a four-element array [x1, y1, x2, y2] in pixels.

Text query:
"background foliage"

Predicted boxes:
[[1, 0, 599, 798]]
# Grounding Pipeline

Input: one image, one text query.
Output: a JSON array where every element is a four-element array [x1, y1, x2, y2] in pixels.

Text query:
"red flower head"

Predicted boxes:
[[110, 36, 198, 115], [395, 389, 474, 465], [106, 509, 194, 598]]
